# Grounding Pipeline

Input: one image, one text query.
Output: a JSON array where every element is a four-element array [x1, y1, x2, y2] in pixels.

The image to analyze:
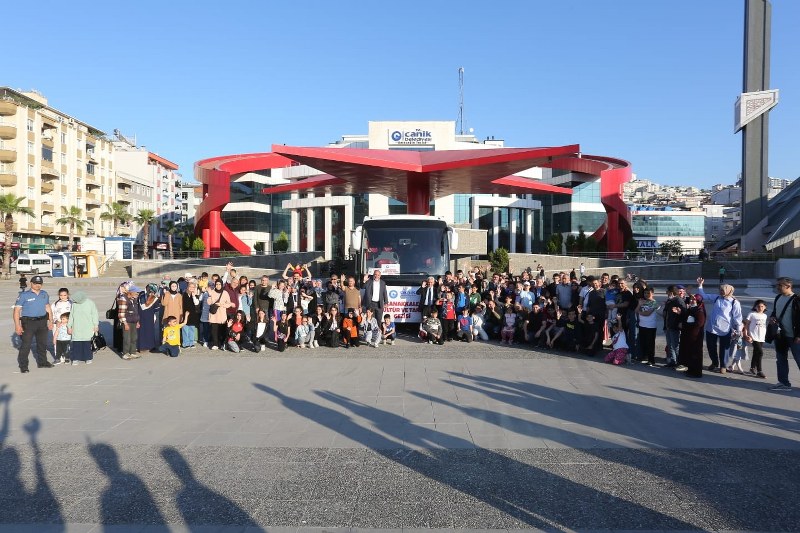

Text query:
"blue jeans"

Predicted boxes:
[[159, 344, 180, 357], [181, 325, 197, 347], [626, 311, 639, 360], [775, 337, 800, 386], [705, 331, 732, 368], [199, 322, 210, 345], [665, 329, 680, 364]]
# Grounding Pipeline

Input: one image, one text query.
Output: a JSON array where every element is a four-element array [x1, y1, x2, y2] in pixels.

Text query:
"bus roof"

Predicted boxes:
[[362, 215, 446, 223]]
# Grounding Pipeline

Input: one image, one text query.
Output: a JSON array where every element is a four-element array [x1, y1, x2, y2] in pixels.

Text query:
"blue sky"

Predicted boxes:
[[5, 0, 798, 188]]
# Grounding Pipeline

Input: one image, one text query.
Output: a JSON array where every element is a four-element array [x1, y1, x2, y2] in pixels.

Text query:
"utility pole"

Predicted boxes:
[[457, 67, 465, 135]]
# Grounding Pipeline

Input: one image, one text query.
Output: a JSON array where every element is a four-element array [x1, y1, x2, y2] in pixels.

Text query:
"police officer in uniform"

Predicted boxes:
[[14, 275, 54, 373]]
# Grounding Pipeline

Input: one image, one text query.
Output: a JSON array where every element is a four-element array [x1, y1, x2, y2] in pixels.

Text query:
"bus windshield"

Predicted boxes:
[[362, 226, 447, 277]]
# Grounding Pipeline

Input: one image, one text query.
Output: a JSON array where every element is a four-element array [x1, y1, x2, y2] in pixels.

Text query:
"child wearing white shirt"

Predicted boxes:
[[743, 300, 768, 378]]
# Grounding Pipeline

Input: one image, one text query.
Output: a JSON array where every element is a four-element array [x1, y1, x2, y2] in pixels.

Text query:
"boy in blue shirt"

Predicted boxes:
[[456, 307, 474, 343], [381, 313, 396, 345]]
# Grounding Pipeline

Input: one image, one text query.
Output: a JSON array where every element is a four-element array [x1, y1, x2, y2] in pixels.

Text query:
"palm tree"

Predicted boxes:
[[133, 209, 156, 259], [55, 206, 85, 252], [0, 194, 34, 276], [99, 202, 131, 235], [163, 219, 182, 260]]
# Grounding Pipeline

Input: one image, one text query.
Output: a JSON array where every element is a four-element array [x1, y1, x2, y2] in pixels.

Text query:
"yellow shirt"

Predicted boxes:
[[163, 324, 181, 346]]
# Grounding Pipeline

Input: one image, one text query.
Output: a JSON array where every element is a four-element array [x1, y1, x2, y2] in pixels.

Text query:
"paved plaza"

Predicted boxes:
[[1, 279, 799, 532]]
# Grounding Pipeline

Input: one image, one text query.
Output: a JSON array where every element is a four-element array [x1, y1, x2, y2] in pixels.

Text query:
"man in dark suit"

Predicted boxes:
[[363, 269, 389, 317], [417, 276, 440, 318]]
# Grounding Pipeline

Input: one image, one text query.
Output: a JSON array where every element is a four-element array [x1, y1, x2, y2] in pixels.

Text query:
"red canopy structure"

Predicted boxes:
[[194, 144, 632, 257]]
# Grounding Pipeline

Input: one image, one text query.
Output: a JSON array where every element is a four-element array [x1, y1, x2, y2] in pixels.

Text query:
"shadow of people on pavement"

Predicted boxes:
[[254, 382, 700, 530], [88, 442, 169, 531], [0, 416, 64, 528], [161, 446, 264, 531]]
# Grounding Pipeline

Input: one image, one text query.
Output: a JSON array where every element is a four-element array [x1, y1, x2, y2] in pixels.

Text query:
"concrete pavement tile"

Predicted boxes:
[[300, 500, 356, 528], [254, 500, 305, 527]]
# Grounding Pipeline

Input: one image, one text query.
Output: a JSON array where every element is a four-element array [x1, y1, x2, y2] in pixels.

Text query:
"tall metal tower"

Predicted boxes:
[[457, 67, 465, 135]]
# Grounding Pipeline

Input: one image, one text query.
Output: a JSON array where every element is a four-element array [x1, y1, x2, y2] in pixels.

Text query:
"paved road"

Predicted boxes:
[[1, 279, 798, 532]]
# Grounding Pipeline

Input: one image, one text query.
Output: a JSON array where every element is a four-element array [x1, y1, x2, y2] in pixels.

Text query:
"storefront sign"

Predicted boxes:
[[389, 128, 433, 146], [384, 285, 421, 323], [636, 239, 659, 249], [379, 263, 400, 275]]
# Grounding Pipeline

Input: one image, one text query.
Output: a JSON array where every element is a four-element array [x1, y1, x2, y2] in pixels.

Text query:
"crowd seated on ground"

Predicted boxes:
[[24, 257, 800, 390]]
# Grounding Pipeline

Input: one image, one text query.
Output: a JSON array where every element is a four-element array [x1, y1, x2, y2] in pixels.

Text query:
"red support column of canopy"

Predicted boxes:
[[406, 173, 431, 215]]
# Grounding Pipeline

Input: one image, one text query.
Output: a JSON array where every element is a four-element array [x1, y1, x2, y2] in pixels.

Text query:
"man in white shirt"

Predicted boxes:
[[363, 269, 389, 317]]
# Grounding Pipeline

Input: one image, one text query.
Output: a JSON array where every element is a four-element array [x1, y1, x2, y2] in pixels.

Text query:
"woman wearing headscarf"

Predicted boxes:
[[138, 283, 163, 352], [677, 293, 706, 378], [67, 291, 99, 365], [161, 281, 184, 326], [181, 279, 201, 349], [696, 278, 743, 374], [207, 279, 233, 350], [112, 281, 133, 353]]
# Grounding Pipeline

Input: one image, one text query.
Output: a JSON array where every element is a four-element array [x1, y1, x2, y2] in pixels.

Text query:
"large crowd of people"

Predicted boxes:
[[12, 261, 800, 391]]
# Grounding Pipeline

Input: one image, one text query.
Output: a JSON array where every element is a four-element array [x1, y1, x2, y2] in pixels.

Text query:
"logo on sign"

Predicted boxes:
[[388, 128, 433, 145], [389, 290, 399, 298]]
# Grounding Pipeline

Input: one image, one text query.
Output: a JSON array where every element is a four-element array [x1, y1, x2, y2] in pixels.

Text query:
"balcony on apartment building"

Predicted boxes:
[[40, 200, 55, 213], [0, 122, 16, 140], [0, 171, 15, 187], [0, 146, 16, 163], [0, 99, 17, 116], [40, 180, 54, 193], [85, 192, 101, 208]]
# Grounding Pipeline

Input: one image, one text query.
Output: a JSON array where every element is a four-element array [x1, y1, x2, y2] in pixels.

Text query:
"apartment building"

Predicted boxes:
[[0, 87, 115, 251], [113, 138, 181, 252]]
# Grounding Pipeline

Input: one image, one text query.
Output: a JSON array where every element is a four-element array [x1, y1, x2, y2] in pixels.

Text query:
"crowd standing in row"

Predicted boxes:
[[13, 263, 800, 391]]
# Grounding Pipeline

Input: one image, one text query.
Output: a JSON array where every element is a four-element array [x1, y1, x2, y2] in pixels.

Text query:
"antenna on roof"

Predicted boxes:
[[457, 67, 465, 135]]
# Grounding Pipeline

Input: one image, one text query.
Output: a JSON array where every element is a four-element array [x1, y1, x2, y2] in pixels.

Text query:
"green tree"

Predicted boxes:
[[191, 237, 205, 252], [576, 226, 587, 252], [55, 206, 85, 252], [659, 239, 683, 257], [545, 233, 563, 255], [162, 219, 183, 260], [133, 209, 156, 259], [0, 194, 34, 275], [565, 234, 577, 253], [625, 238, 640, 253], [100, 202, 131, 235], [488, 247, 510, 274], [274, 231, 289, 253]]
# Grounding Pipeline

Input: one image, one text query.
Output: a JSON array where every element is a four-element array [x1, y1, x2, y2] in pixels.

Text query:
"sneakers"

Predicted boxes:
[[130, 353, 141, 359], [298, 343, 306, 349], [756, 372, 766, 379], [770, 383, 792, 391], [20, 368, 29, 373], [86, 360, 93, 365], [312, 340, 319, 348], [370, 342, 379, 348], [122, 354, 131, 360], [388, 339, 394, 346], [54, 359, 63, 365], [261, 344, 267, 352], [211, 345, 218, 350], [71, 361, 79, 366], [38, 362, 54, 369], [675, 365, 688, 372]]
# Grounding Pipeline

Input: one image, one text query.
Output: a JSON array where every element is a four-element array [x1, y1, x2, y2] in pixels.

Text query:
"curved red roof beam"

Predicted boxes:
[[265, 145, 578, 212], [540, 155, 633, 256], [195, 152, 295, 258]]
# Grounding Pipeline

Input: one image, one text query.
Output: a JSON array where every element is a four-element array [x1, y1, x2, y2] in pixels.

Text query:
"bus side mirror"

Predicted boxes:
[[448, 227, 459, 251], [351, 227, 362, 253]]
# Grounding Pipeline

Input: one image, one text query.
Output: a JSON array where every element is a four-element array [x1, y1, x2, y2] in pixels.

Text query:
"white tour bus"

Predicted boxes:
[[14, 254, 53, 276], [351, 215, 458, 323]]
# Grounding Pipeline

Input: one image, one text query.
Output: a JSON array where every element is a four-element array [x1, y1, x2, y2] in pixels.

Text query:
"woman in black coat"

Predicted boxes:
[[678, 293, 706, 378]]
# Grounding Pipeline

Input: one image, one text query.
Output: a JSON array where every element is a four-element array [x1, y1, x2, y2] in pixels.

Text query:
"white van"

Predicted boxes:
[[15, 254, 53, 276]]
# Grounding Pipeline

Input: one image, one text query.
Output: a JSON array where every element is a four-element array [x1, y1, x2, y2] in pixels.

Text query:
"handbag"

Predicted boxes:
[[765, 295, 794, 344], [208, 293, 223, 315], [91, 332, 108, 352], [106, 298, 117, 320]]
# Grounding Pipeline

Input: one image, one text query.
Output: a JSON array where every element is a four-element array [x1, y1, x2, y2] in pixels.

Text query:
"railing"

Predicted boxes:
[[99, 251, 117, 273]]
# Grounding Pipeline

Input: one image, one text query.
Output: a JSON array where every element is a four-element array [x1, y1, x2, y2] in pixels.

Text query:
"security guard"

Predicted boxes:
[[14, 275, 54, 373]]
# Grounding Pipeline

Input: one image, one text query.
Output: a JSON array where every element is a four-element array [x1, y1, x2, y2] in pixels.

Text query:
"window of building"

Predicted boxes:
[[27, 119, 34, 132], [28, 141, 34, 153], [77, 178, 82, 188], [27, 186, 35, 197], [453, 194, 471, 224], [86, 162, 95, 175], [42, 146, 53, 162], [61, 132, 66, 144]]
